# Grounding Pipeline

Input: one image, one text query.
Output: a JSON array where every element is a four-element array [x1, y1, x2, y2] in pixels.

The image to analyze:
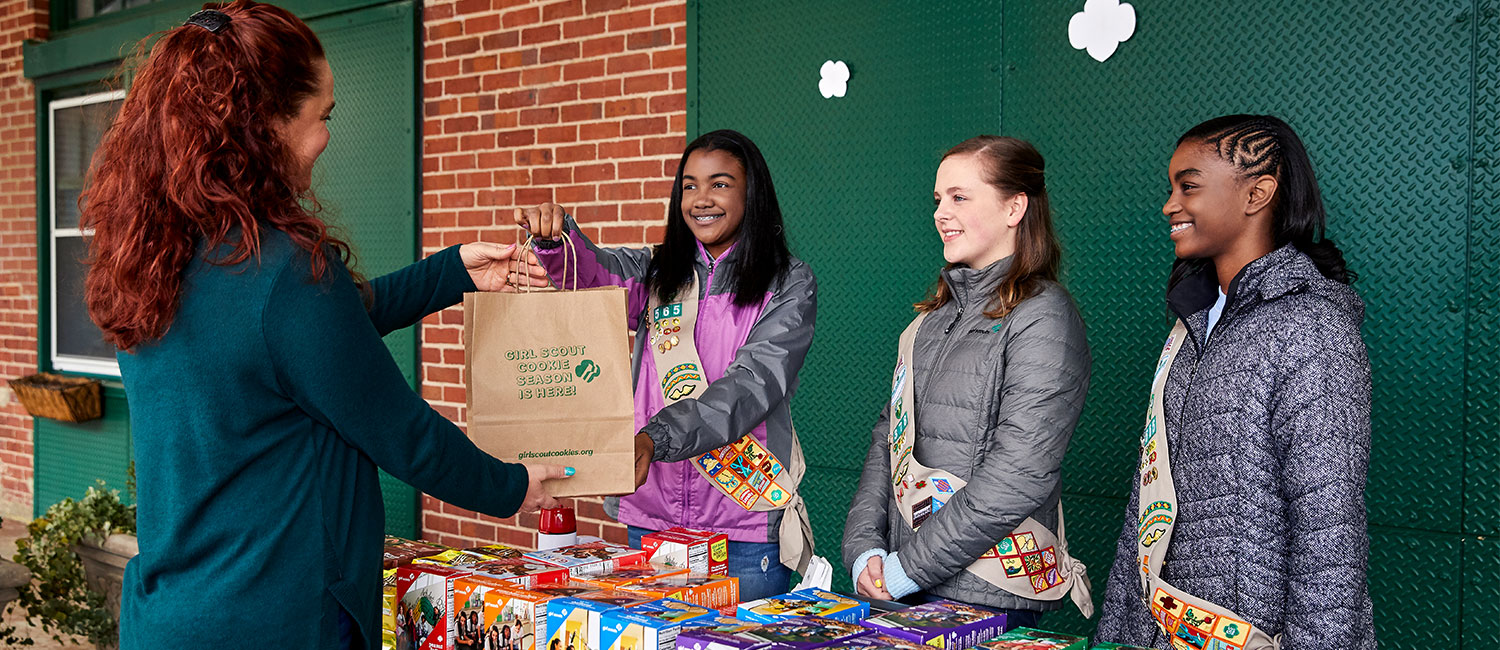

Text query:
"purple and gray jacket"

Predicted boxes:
[[535, 217, 817, 543]]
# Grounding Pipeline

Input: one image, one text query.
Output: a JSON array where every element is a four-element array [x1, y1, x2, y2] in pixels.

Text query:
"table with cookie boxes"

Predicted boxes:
[[381, 527, 1149, 650]]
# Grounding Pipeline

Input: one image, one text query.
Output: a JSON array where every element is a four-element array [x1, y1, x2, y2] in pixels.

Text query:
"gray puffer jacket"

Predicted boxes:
[[842, 257, 1091, 612], [1095, 245, 1375, 649]]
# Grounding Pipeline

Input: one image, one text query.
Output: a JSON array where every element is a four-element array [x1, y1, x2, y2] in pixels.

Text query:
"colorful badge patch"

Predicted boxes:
[[911, 497, 934, 529], [661, 362, 703, 400], [932, 478, 954, 494], [997, 531, 1064, 593]]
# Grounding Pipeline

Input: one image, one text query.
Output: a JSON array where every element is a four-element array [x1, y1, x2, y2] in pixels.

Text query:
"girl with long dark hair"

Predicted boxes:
[[842, 136, 1094, 629], [82, 3, 567, 647], [1095, 115, 1374, 649], [513, 129, 816, 599]]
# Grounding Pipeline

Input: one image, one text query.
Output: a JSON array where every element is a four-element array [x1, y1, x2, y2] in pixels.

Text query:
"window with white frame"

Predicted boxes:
[[49, 90, 124, 376]]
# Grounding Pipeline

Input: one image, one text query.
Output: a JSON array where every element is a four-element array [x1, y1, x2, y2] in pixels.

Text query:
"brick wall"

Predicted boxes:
[[418, 0, 686, 549], [0, 0, 48, 522]]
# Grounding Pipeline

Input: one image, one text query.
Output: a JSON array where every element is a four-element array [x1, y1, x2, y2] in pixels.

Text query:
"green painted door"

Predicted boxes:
[[309, 1, 421, 538]]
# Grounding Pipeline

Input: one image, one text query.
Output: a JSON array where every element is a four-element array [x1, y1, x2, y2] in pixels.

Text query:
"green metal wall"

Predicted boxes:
[[693, 0, 1498, 645]]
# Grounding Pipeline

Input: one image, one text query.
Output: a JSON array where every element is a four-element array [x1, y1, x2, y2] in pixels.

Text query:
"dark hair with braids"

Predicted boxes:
[[916, 135, 1061, 319], [1169, 114, 1355, 290], [649, 129, 791, 307]]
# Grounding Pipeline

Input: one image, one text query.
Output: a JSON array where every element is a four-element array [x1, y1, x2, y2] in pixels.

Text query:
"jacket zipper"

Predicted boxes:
[[682, 255, 715, 526], [943, 303, 965, 335]]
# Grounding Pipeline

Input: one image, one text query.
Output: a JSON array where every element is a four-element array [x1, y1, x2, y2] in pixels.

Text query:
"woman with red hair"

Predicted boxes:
[[80, 3, 567, 647]]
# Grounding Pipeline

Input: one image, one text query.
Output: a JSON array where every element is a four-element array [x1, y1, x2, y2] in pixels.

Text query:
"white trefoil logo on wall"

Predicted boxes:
[[819, 60, 850, 99], [1068, 0, 1136, 62]]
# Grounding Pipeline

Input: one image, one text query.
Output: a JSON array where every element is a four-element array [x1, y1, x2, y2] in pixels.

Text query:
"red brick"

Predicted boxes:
[[555, 184, 597, 203], [563, 59, 607, 81], [532, 167, 572, 185], [624, 73, 670, 95], [556, 144, 597, 163], [654, 4, 686, 24], [542, 0, 584, 21], [585, 0, 628, 11], [460, 133, 496, 150], [581, 34, 624, 58], [537, 125, 578, 143], [599, 182, 642, 201], [618, 160, 660, 179], [521, 65, 562, 86], [621, 116, 666, 137], [642, 136, 685, 156], [515, 149, 554, 166], [599, 139, 642, 159], [426, 59, 460, 79], [560, 102, 601, 122], [539, 84, 581, 105], [607, 53, 652, 75], [540, 42, 580, 64], [519, 107, 560, 126], [445, 75, 481, 95], [521, 23, 561, 45], [497, 89, 538, 109], [653, 48, 686, 69], [445, 37, 481, 57], [462, 55, 498, 74], [502, 6, 540, 28], [463, 14, 501, 34], [649, 93, 685, 113], [496, 128, 537, 147], [564, 17, 607, 39], [444, 115, 479, 133], [604, 97, 648, 118], [626, 28, 672, 50], [573, 163, 615, 182], [515, 187, 554, 205], [494, 169, 531, 187], [428, 20, 462, 41], [574, 204, 618, 222], [623, 202, 666, 220], [607, 8, 652, 31]]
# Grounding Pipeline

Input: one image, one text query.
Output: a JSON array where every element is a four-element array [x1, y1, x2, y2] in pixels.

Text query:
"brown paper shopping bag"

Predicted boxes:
[[463, 241, 635, 497]]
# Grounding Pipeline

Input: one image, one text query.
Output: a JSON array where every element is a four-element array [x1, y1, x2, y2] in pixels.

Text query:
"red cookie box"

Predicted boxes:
[[468, 559, 573, 589], [396, 563, 474, 650], [526, 542, 652, 577], [641, 527, 730, 577]]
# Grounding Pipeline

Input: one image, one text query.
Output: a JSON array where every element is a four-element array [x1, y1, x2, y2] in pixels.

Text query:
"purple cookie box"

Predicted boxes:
[[859, 600, 1009, 650]]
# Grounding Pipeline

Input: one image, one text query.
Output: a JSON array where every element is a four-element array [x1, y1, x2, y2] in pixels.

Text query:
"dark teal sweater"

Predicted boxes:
[[117, 230, 527, 648]]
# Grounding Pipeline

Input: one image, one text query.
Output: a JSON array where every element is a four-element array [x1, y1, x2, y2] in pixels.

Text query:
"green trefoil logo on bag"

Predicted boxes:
[[575, 359, 601, 382]]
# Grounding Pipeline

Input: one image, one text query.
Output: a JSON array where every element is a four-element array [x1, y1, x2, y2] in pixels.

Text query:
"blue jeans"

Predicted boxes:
[[627, 525, 791, 602]]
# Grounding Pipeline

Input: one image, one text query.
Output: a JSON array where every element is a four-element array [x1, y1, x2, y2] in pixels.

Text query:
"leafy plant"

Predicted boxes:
[[12, 482, 136, 646]]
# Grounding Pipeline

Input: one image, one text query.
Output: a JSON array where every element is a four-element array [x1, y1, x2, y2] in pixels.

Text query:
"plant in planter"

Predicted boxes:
[[13, 482, 136, 647]]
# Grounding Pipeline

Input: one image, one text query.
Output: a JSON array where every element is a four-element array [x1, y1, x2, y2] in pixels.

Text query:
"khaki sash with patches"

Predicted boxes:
[[648, 274, 813, 573], [889, 313, 1092, 616], [1135, 321, 1279, 650]]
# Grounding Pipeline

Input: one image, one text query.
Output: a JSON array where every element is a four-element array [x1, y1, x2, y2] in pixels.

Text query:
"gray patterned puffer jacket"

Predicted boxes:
[[1095, 245, 1375, 649]]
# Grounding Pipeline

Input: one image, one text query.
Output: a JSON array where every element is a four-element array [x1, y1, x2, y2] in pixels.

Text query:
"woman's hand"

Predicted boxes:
[[514, 203, 568, 240], [461, 242, 549, 292], [856, 555, 893, 600], [518, 463, 573, 512], [633, 432, 655, 488]]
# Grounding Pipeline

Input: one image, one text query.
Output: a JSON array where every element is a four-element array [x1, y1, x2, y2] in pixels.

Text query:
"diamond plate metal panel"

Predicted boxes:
[[696, 0, 1003, 474], [1465, 535, 1500, 646], [1368, 527, 1462, 647], [1467, 0, 1500, 537], [800, 466, 863, 593], [308, 2, 420, 538], [1001, 1, 1474, 533]]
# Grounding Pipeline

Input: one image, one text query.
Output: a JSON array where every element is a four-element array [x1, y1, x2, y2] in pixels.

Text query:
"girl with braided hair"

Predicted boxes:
[[1095, 115, 1374, 649]]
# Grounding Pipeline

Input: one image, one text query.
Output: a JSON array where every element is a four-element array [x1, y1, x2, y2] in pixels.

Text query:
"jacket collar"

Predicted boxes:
[[1167, 244, 1318, 322], [941, 255, 1014, 309]]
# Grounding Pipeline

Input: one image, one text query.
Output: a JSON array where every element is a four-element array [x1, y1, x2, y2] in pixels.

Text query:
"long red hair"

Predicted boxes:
[[83, 1, 351, 351]]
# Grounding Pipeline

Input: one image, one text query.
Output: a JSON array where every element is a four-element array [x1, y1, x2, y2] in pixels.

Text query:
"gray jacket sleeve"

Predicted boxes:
[[643, 263, 817, 462], [535, 216, 655, 329], [1276, 339, 1372, 649], [842, 401, 893, 570], [896, 295, 1091, 589]]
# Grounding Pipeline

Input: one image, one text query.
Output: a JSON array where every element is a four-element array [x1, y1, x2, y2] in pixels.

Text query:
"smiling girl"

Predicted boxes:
[[513, 130, 816, 599], [1095, 115, 1374, 649], [842, 135, 1093, 628]]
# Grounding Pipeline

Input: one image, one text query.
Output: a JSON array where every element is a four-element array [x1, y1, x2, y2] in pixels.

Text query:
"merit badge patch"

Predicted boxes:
[[661, 363, 703, 400], [932, 478, 953, 494], [911, 497, 934, 528]]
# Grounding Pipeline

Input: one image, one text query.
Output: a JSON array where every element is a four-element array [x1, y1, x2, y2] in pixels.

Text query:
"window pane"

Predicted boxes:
[[52, 97, 121, 231], [54, 236, 116, 363], [75, 0, 159, 22]]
